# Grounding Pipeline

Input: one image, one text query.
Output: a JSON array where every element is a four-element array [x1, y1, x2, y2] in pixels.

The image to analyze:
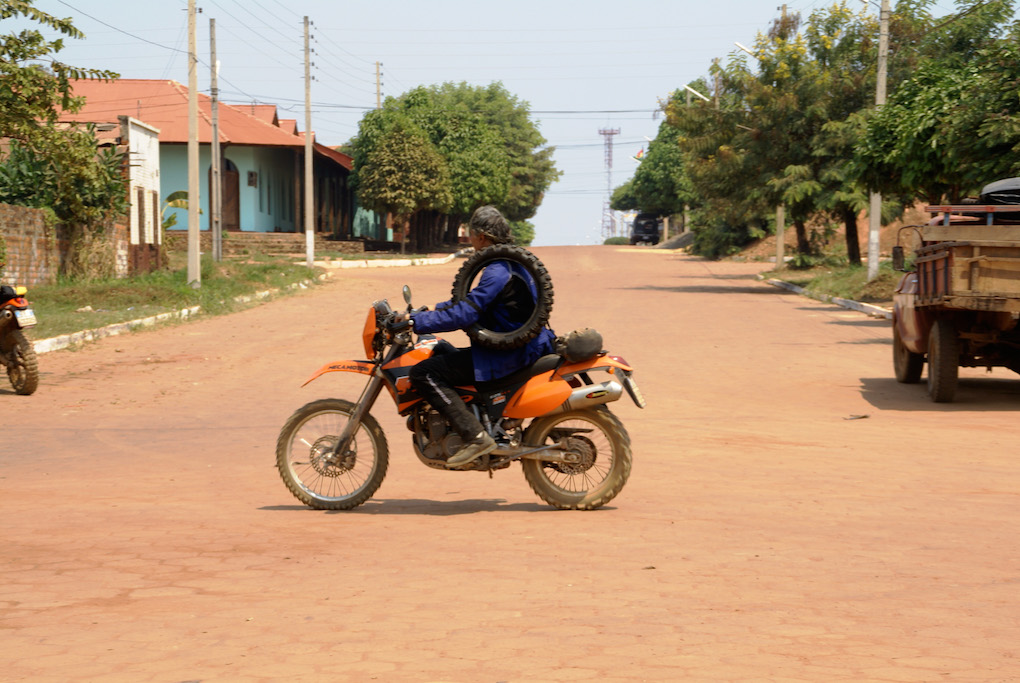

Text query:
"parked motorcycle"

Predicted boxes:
[[0, 284, 39, 395], [276, 286, 645, 511]]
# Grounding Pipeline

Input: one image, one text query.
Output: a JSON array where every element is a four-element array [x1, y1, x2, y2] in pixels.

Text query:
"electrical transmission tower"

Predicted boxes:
[[598, 127, 620, 240]]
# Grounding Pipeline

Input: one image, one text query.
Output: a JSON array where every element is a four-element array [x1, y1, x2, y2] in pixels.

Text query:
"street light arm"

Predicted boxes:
[[683, 84, 711, 103]]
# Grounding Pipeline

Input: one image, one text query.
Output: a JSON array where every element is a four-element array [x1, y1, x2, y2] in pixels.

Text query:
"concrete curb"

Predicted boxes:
[[316, 253, 459, 269], [760, 276, 892, 320], [32, 252, 465, 355]]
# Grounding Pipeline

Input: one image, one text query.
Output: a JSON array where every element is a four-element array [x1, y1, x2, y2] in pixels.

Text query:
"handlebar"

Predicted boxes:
[[385, 313, 412, 332], [383, 306, 427, 332]]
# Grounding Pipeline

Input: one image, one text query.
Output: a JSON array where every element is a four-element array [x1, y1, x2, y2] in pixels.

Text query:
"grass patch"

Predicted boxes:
[[26, 253, 322, 339], [765, 261, 901, 305]]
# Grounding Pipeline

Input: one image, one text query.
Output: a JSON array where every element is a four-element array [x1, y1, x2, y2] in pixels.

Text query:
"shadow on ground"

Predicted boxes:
[[621, 283, 783, 296], [261, 498, 615, 515], [860, 375, 1020, 411]]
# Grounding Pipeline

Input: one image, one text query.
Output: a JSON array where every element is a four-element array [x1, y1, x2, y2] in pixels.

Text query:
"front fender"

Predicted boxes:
[[893, 273, 930, 354], [302, 360, 376, 387]]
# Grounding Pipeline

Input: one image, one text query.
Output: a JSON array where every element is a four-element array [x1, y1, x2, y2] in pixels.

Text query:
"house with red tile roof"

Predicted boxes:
[[62, 78, 366, 239]]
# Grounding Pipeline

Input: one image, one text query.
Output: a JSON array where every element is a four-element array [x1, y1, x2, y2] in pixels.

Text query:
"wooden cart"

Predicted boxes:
[[892, 205, 1020, 402]]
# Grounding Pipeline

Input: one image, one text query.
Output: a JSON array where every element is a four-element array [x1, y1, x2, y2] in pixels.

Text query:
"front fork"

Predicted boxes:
[[329, 372, 385, 458]]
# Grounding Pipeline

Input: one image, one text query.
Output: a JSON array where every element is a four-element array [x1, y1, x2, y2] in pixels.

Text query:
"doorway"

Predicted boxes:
[[210, 158, 241, 231]]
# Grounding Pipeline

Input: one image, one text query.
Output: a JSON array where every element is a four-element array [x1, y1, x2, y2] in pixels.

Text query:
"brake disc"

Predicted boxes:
[[309, 436, 357, 476]]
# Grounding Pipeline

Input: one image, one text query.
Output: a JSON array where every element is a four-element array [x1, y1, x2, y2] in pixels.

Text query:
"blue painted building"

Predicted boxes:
[[65, 79, 387, 241]]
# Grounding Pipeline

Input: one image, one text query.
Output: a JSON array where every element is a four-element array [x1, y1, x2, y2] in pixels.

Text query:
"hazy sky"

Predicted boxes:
[[18, 0, 963, 245]]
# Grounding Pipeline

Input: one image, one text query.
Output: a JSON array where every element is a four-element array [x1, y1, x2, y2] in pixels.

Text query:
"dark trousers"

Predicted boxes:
[[409, 348, 484, 439]]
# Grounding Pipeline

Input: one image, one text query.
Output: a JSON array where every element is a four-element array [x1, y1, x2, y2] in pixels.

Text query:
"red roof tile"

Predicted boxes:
[[63, 79, 304, 148], [278, 119, 299, 135], [237, 103, 279, 126], [315, 142, 352, 170]]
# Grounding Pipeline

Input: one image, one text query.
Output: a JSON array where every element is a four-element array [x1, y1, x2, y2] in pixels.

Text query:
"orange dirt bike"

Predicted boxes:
[[276, 286, 645, 511], [0, 284, 39, 396]]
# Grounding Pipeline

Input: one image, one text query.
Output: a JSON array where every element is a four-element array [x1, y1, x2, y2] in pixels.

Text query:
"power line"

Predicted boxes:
[[55, 0, 262, 103]]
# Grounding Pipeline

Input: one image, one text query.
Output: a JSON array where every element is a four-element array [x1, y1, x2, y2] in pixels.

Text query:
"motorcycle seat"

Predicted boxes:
[[476, 353, 562, 394]]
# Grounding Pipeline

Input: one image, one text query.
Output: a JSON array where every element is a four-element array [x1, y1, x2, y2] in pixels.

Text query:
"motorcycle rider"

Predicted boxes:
[[0, 261, 14, 303], [400, 205, 556, 469]]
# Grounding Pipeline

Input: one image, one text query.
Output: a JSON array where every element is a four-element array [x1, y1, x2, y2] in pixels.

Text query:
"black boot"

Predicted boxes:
[[446, 431, 496, 468]]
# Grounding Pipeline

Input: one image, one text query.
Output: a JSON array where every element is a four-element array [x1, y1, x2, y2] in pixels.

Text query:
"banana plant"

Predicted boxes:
[[161, 190, 201, 230]]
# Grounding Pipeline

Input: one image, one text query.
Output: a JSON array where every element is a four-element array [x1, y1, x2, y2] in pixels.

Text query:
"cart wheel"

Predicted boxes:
[[926, 318, 959, 403]]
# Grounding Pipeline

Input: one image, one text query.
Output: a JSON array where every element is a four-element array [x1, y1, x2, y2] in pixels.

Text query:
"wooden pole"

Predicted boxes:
[[303, 16, 314, 267], [187, 0, 200, 286], [210, 18, 222, 262], [868, 0, 890, 280]]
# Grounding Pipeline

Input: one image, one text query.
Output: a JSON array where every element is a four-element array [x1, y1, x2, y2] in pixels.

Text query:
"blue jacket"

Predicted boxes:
[[411, 259, 556, 382]]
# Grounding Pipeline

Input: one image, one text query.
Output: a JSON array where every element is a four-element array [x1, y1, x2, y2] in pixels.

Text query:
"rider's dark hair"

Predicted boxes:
[[469, 205, 512, 244]]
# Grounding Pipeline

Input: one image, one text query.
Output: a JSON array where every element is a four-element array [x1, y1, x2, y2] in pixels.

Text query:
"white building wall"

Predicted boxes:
[[120, 116, 161, 245]]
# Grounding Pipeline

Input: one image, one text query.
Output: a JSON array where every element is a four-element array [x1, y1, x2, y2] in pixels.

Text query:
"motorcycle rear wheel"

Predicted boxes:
[[276, 398, 388, 510], [3, 329, 39, 396], [521, 406, 632, 510]]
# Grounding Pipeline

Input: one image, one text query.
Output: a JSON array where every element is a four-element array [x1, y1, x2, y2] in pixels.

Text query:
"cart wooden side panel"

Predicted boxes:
[[914, 221, 1020, 312]]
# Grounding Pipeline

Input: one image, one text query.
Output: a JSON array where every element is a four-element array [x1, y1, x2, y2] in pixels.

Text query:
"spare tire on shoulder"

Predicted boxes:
[[451, 244, 554, 351]]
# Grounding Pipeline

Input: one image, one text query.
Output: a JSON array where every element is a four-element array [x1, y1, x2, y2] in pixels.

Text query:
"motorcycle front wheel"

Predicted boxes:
[[2, 329, 39, 396], [276, 398, 388, 510], [522, 406, 632, 510]]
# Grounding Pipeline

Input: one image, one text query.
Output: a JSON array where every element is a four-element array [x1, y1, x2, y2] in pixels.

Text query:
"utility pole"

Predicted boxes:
[[777, 9, 788, 267], [776, 204, 786, 266], [598, 127, 620, 240], [187, 0, 200, 287], [375, 62, 382, 109], [712, 58, 721, 109], [868, 0, 890, 280], [303, 16, 314, 267], [210, 18, 222, 262]]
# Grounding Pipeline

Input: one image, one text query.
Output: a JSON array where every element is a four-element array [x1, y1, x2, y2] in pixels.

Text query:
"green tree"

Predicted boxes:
[[852, 1, 1020, 204], [609, 178, 639, 212], [350, 81, 559, 248], [669, 2, 924, 263], [611, 119, 693, 218], [0, 0, 125, 228], [666, 74, 771, 258], [395, 85, 513, 222], [354, 114, 453, 253], [509, 219, 535, 246], [429, 82, 560, 222]]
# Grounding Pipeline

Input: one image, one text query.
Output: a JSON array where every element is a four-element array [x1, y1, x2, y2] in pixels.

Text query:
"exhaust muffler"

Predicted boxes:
[[557, 380, 623, 413]]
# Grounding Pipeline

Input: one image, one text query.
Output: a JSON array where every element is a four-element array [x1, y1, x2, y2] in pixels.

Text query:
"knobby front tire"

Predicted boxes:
[[276, 398, 389, 510]]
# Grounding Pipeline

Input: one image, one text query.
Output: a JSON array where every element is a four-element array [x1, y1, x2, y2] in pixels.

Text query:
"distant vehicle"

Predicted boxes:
[[630, 213, 661, 245]]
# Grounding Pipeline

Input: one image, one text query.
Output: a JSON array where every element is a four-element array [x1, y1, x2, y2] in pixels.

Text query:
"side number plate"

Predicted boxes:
[[14, 308, 37, 328]]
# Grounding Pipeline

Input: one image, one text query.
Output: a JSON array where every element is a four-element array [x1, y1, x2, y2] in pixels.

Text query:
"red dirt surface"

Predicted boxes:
[[3, 246, 1018, 681]]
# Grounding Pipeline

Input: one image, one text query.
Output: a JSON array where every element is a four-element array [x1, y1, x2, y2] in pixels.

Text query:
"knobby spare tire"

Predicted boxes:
[[451, 244, 554, 351]]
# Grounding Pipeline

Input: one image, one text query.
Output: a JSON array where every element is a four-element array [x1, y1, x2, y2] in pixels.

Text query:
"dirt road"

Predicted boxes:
[[3, 246, 1017, 682]]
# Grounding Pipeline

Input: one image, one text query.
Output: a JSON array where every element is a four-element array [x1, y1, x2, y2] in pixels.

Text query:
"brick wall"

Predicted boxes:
[[0, 204, 61, 286], [164, 231, 365, 257], [0, 203, 130, 286]]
